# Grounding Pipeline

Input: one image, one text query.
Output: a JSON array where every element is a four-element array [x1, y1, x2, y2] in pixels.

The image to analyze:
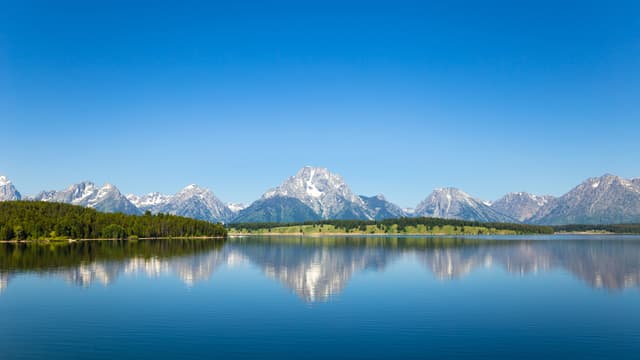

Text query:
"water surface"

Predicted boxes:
[[1, 235, 639, 359]]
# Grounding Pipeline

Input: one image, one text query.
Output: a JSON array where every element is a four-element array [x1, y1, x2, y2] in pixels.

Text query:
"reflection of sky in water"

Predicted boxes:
[[2, 237, 640, 301], [2, 237, 640, 360]]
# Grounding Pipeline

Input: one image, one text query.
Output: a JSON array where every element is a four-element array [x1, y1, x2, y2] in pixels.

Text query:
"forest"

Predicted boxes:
[[0, 201, 227, 241]]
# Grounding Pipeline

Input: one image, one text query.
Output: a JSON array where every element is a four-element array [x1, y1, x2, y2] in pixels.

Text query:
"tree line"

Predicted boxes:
[[230, 217, 555, 234], [553, 224, 640, 234], [0, 201, 227, 240]]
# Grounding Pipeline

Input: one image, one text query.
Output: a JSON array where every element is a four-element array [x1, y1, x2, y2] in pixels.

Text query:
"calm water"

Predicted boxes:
[[1, 235, 640, 359]]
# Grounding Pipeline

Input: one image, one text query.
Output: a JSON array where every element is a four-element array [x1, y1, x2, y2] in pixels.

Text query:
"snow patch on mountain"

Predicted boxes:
[[227, 203, 248, 213], [262, 166, 371, 219], [359, 194, 405, 220], [126, 185, 233, 222], [531, 174, 640, 225], [33, 181, 140, 215], [0, 176, 11, 187], [126, 192, 172, 211], [0, 176, 21, 201], [415, 187, 515, 223], [491, 192, 554, 222]]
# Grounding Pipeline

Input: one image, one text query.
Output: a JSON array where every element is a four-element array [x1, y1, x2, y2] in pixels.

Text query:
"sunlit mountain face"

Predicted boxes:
[[2, 237, 640, 300]]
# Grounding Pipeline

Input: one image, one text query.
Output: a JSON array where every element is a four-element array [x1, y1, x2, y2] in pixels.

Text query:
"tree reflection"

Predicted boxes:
[[1, 237, 640, 300]]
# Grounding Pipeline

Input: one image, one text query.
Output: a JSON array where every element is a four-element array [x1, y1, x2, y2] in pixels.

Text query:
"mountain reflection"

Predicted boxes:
[[1, 237, 640, 300], [230, 240, 398, 302]]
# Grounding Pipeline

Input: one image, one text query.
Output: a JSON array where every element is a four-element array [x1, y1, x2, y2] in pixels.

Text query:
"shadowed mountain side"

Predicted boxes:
[[233, 197, 321, 223]]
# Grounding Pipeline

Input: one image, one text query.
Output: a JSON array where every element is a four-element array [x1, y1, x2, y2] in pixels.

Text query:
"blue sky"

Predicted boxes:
[[1, 0, 639, 207]]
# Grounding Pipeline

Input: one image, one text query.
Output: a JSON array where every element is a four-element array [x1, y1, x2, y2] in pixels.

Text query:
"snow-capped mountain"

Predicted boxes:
[[6, 170, 640, 226], [261, 166, 372, 220], [161, 184, 233, 223], [0, 176, 21, 201], [491, 192, 554, 222], [34, 181, 141, 215], [227, 203, 248, 213], [359, 195, 406, 220], [126, 192, 172, 213], [127, 185, 234, 223], [530, 174, 640, 225], [415, 187, 516, 223]]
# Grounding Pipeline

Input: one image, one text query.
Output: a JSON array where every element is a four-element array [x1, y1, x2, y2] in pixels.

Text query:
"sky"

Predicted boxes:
[[1, 0, 639, 207]]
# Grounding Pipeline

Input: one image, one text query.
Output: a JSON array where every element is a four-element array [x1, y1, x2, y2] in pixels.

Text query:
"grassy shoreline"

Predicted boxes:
[[229, 224, 540, 236], [228, 231, 633, 237]]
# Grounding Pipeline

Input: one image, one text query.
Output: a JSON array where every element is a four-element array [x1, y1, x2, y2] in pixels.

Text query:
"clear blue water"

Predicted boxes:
[[1, 235, 640, 359]]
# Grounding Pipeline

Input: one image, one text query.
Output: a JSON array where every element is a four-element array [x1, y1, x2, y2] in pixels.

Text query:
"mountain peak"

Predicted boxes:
[[32, 181, 139, 215], [0, 175, 21, 201], [531, 174, 640, 225], [358, 194, 405, 220], [227, 202, 247, 213], [433, 187, 471, 198], [127, 184, 232, 223], [491, 192, 554, 222], [0, 175, 12, 186], [582, 173, 635, 191], [416, 187, 514, 223], [262, 166, 367, 219], [179, 184, 212, 195], [126, 192, 171, 210], [101, 183, 117, 190]]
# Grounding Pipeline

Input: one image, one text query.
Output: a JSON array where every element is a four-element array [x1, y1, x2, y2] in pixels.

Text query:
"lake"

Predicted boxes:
[[1, 235, 640, 359]]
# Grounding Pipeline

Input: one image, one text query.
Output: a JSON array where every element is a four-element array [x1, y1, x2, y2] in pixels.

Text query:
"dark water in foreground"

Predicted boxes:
[[1, 235, 640, 359]]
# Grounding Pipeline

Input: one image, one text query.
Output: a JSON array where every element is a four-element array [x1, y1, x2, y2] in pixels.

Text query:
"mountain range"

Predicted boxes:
[[1, 168, 640, 225], [126, 184, 234, 223], [33, 181, 141, 215]]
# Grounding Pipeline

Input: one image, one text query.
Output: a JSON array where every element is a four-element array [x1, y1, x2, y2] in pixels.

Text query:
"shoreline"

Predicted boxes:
[[2, 232, 633, 244], [228, 231, 625, 237]]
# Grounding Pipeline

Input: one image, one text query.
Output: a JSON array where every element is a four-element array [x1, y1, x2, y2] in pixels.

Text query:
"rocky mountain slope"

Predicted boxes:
[[127, 185, 233, 223], [359, 195, 406, 220], [415, 187, 516, 223], [3, 171, 640, 225], [491, 192, 554, 222], [530, 174, 640, 225], [34, 181, 140, 215], [261, 166, 371, 219]]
